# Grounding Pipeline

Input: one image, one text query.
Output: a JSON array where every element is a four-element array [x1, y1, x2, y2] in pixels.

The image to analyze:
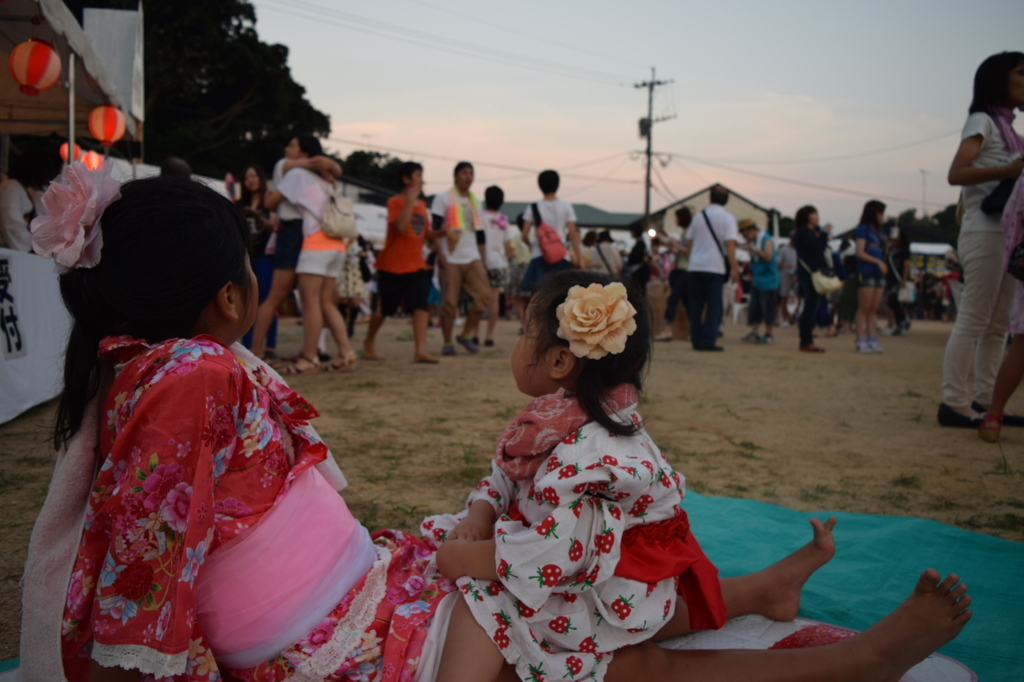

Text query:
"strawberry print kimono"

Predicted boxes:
[[60, 336, 454, 681], [421, 403, 725, 682]]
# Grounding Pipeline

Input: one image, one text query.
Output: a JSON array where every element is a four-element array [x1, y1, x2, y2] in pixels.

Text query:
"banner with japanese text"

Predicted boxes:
[[0, 249, 71, 424]]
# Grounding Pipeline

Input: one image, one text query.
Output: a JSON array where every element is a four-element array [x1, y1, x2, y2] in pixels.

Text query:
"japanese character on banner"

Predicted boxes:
[[0, 259, 25, 359]]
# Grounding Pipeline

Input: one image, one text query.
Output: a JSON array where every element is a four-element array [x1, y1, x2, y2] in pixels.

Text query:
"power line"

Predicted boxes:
[[328, 136, 641, 185], [258, 0, 633, 87], [399, 0, 647, 71], [701, 130, 959, 166], [658, 151, 949, 208]]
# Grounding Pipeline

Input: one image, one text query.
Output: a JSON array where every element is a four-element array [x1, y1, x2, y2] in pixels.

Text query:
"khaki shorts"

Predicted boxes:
[[440, 260, 490, 318]]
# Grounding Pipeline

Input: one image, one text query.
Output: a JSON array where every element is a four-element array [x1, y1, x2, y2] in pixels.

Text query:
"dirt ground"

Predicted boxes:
[[2, 308, 1022, 660]]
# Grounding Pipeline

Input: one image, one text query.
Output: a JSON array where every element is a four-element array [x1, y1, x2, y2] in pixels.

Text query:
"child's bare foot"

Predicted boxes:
[[851, 569, 972, 682], [746, 516, 837, 622]]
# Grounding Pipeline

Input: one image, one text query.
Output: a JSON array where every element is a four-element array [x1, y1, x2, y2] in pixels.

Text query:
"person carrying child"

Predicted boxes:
[[423, 270, 974, 682]]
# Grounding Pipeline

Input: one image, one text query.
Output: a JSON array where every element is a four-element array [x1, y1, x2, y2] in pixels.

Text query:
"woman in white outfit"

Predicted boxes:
[[938, 52, 1024, 428]]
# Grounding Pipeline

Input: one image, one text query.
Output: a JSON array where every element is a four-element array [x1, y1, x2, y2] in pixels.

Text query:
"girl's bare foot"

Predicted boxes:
[[738, 516, 837, 623], [851, 569, 972, 682]]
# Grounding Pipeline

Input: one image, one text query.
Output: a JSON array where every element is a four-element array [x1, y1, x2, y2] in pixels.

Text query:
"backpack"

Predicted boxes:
[[320, 181, 358, 240], [531, 203, 567, 265]]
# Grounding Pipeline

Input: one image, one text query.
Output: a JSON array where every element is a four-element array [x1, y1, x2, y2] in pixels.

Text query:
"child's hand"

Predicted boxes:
[[448, 516, 493, 542]]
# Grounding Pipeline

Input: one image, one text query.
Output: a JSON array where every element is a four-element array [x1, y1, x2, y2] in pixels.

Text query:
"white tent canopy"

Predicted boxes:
[[0, 0, 139, 139]]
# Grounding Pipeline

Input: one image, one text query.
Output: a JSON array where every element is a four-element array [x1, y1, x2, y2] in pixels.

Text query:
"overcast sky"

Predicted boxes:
[[249, 0, 1023, 229]]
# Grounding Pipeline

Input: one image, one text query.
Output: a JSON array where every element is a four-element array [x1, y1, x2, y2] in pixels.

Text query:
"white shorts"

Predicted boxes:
[[296, 249, 345, 278]]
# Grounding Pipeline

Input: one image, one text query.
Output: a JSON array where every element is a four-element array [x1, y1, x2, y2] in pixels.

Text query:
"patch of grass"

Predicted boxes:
[[907, 411, 924, 423], [891, 474, 921, 489], [493, 407, 519, 420], [799, 485, 832, 502], [879, 491, 910, 510], [929, 496, 962, 511], [761, 485, 778, 498], [725, 483, 749, 495], [962, 512, 1024, 534], [427, 426, 453, 436], [723, 406, 748, 422], [1004, 499, 1024, 510], [676, 393, 692, 402], [0, 471, 31, 493], [351, 380, 381, 390], [838, 419, 852, 428], [14, 455, 50, 467], [688, 480, 708, 494], [393, 332, 414, 342], [901, 390, 924, 398], [726, 438, 763, 451]]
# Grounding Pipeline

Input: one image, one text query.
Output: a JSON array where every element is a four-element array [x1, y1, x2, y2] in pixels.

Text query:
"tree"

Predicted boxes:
[[340, 150, 405, 190], [54, 0, 330, 178]]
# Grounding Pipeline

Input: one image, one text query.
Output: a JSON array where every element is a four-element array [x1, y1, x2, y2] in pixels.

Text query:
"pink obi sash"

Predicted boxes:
[[196, 466, 377, 669]]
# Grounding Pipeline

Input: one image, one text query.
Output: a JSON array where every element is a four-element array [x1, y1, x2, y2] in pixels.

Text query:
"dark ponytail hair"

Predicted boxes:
[[53, 176, 252, 449], [859, 199, 886, 230], [969, 52, 1024, 114], [526, 271, 651, 437]]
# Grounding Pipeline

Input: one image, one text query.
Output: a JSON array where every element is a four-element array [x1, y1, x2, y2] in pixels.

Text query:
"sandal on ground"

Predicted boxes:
[[282, 355, 320, 374], [328, 351, 358, 372], [978, 413, 1002, 443]]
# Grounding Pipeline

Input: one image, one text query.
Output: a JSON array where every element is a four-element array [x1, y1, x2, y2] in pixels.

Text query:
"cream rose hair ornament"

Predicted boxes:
[[30, 161, 122, 273], [556, 282, 638, 359]]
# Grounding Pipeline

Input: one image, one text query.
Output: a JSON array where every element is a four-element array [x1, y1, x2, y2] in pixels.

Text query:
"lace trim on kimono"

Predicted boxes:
[[292, 544, 392, 681], [92, 642, 189, 678]]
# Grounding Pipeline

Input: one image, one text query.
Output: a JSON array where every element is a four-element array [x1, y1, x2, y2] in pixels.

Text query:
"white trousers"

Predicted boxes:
[[941, 230, 1016, 410]]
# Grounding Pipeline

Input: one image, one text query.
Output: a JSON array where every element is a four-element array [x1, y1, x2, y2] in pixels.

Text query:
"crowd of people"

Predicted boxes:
[[7, 49, 1024, 681]]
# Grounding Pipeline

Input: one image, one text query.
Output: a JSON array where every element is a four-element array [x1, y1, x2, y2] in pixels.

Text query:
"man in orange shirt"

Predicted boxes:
[[363, 162, 439, 363]]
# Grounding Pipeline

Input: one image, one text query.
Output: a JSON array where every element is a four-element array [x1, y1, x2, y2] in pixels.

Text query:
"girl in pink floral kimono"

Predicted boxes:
[[21, 166, 455, 682], [425, 271, 975, 682]]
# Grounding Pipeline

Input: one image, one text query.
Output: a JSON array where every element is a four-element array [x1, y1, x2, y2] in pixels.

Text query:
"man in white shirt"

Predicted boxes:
[[430, 161, 491, 355], [686, 185, 740, 351], [519, 170, 582, 294]]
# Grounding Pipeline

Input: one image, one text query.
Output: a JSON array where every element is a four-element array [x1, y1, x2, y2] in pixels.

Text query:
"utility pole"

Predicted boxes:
[[634, 67, 675, 233], [919, 169, 930, 220]]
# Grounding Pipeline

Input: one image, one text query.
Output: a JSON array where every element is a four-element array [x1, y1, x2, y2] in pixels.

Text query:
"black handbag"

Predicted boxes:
[[981, 178, 1015, 216], [1009, 240, 1024, 282]]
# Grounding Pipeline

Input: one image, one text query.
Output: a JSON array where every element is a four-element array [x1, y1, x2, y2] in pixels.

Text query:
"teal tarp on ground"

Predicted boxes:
[[682, 491, 1024, 682]]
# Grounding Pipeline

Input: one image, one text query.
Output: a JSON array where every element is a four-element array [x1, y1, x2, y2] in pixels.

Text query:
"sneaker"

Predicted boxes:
[[654, 329, 674, 342], [780, 321, 790, 328], [868, 338, 883, 354], [761, 333, 774, 345], [456, 336, 480, 353], [741, 332, 761, 344], [484, 339, 495, 347], [855, 338, 872, 354], [441, 344, 457, 356]]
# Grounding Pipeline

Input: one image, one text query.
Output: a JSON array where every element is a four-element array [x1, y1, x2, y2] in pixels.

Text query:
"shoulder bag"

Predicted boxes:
[[531, 203, 567, 264], [798, 256, 842, 295], [320, 181, 358, 240], [701, 209, 731, 280]]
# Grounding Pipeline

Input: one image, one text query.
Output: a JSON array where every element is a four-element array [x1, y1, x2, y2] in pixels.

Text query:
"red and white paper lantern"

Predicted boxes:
[[81, 150, 104, 170], [8, 39, 61, 96], [88, 105, 126, 146], [59, 142, 81, 162]]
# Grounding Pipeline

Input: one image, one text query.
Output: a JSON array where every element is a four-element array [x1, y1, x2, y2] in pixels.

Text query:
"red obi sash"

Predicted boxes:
[[614, 508, 727, 631]]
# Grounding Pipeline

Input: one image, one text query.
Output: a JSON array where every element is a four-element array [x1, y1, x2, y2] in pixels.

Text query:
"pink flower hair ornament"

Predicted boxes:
[[555, 282, 638, 359], [30, 161, 122, 273]]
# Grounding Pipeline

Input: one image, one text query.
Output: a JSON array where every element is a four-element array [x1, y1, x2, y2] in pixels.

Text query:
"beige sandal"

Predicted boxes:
[[282, 355, 320, 374]]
